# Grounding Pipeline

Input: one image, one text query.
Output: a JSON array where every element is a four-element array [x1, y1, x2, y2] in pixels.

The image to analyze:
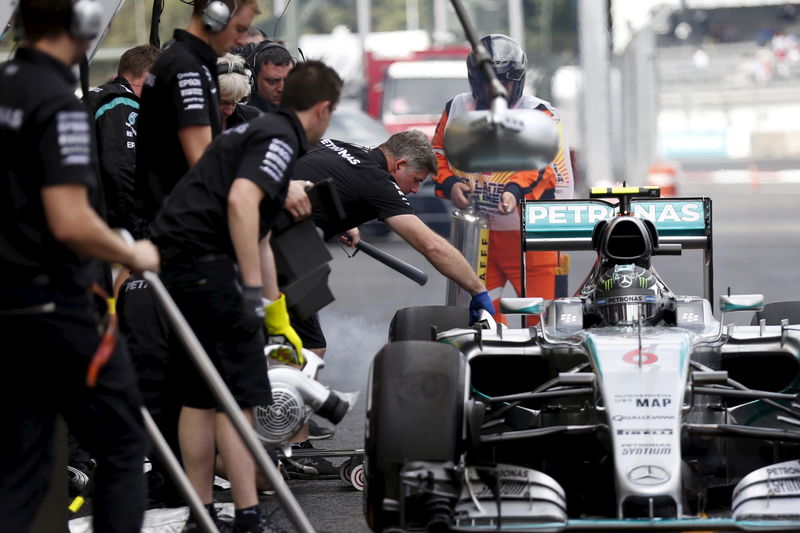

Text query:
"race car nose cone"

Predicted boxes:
[[443, 96, 559, 173]]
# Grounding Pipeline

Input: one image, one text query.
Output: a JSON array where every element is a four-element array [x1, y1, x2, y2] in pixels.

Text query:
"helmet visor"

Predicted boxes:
[[499, 67, 525, 81]]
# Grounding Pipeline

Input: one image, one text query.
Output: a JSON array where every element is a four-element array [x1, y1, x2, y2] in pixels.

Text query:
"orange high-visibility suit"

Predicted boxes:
[[432, 92, 574, 323]]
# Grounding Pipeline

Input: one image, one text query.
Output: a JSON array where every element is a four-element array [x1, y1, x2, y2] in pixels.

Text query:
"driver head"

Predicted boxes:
[[594, 264, 663, 326]]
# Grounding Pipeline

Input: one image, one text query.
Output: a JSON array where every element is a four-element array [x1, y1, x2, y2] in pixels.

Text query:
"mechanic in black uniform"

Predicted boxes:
[[83, 44, 160, 240], [121, 0, 259, 509], [292, 129, 494, 346], [0, 1, 160, 531], [135, 0, 260, 222], [62, 42, 161, 501], [148, 60, 342, 533]]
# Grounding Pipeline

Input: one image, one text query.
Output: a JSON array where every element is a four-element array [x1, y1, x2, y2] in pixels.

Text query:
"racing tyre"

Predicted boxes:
[[751, 301, 800, 326], [364, 340, 467, 532], [389, 306, 470, 342]]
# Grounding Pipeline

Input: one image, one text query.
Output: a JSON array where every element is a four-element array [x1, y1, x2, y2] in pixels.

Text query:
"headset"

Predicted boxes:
[[202, 0, 236, 33], [216, 59, 255, 93], [15, 0, 103, 41], [246, 40, 295, 72]]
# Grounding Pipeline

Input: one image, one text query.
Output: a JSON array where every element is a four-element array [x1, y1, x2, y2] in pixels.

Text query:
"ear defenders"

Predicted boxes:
[[70, 0, 103, 40], [247, 41, 295, 72], [217, 60, 255, 92], [15, 0, 103, 41], [202, 0, 237, 33]]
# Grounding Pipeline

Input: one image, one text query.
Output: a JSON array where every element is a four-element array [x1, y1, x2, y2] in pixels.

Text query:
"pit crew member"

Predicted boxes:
[[148, 60, 341, 533], [290, 130, 495, 351], [0, 1, 160, 531], [82, 44, 161, 241]]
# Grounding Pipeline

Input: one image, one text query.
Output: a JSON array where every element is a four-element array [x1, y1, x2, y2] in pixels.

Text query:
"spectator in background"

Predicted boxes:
[[217, 53, 262, 130], [243, 40, 295, 113]]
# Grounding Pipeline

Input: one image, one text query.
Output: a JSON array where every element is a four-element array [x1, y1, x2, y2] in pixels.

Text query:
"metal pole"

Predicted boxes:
[[406, 0, 419, 31], [508, 0, 524, 48], [433, 0, 447, 42], [578, 0, 614, 185], [141, 408, 219, 533], [142, 271, 316, 533]]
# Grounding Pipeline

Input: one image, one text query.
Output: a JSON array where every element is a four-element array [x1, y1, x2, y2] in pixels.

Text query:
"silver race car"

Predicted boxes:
[[364, 187, 800, 532]]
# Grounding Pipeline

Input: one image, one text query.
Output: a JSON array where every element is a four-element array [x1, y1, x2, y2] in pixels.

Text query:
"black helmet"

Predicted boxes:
[[594, 264, 662, 325], [467, 34, 527, 107]]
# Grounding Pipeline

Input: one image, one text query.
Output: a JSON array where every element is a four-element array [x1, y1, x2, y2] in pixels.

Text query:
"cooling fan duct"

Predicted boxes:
[[254, 361, 351, 446]]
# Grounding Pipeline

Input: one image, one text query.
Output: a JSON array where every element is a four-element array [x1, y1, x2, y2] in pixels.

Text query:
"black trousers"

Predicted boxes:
[[0, 290, 147, 533], [160, 255, 271, 410], [117, 276, 184, 505]]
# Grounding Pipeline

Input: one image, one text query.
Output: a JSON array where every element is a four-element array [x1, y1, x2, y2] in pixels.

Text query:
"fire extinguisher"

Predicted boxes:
[[446, 193, 489, 306]]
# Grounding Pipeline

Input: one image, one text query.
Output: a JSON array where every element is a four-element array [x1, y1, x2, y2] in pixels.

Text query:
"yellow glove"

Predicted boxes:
[[264, 293, 305, 366]]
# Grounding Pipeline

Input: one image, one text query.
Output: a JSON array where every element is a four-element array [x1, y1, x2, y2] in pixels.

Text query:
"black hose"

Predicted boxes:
[[355, 240, 428, 286]]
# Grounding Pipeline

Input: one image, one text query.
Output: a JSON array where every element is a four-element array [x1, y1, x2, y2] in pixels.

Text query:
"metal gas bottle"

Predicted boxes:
[[446, 196, 490, 306]]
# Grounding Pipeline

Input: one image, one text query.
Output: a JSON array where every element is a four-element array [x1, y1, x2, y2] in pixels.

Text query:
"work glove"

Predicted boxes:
[[469, 290, 495, 325], [263, 293, 305, 366]]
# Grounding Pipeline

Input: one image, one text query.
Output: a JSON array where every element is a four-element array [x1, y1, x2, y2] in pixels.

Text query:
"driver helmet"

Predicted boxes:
[[594, 264, 662, 325], [467, 34, 527, 107]]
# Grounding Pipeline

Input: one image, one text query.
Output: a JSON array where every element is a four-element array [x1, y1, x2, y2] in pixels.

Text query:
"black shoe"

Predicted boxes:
[[232, 504, 291, 533], [67, 464, 92, 498], [307, 418, 334, 440], [282, 441, 339, 480], [182, 516, 232, 533]]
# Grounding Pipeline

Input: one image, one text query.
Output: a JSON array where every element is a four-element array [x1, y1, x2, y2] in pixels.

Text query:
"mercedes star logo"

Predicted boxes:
[[616, 274, 634, 288], [627, 465, 670, 485]]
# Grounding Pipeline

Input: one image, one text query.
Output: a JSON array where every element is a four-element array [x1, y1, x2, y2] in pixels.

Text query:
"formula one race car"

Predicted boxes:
[[364, 187, 800, 532]]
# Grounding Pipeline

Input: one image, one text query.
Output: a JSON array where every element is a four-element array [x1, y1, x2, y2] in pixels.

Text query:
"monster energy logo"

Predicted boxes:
[[604, 279, 613, 290], [639, 277, 648, 288]]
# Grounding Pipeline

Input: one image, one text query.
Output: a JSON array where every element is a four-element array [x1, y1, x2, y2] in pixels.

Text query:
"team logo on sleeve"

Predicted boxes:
[[391, 182, 411, 207], [176, 71, 205, 111], [56, 111, 91, 165], [260, 139, 294, 182], [320, 138, 360, 165]]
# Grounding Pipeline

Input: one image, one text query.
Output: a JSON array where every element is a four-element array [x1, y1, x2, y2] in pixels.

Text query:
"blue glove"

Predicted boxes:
[[469, 291, 495, 325]]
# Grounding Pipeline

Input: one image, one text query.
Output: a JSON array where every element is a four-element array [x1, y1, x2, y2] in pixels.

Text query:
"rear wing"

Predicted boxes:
[[521, 197, 714, 301]]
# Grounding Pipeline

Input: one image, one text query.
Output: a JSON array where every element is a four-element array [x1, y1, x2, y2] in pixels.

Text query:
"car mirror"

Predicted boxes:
[[500, 297, 545, 315], [719, 294, 765, 313]]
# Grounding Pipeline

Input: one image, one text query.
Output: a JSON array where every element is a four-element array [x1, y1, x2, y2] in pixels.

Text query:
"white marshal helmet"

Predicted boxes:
[[467, 34, 527, 107]]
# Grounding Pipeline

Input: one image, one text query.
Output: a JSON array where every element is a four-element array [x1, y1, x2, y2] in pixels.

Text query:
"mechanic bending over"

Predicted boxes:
[[432, 34, 574, 324], [148, 60, 342, 533], [288, 129, 496, 351], [0, 1, 160, 531]]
